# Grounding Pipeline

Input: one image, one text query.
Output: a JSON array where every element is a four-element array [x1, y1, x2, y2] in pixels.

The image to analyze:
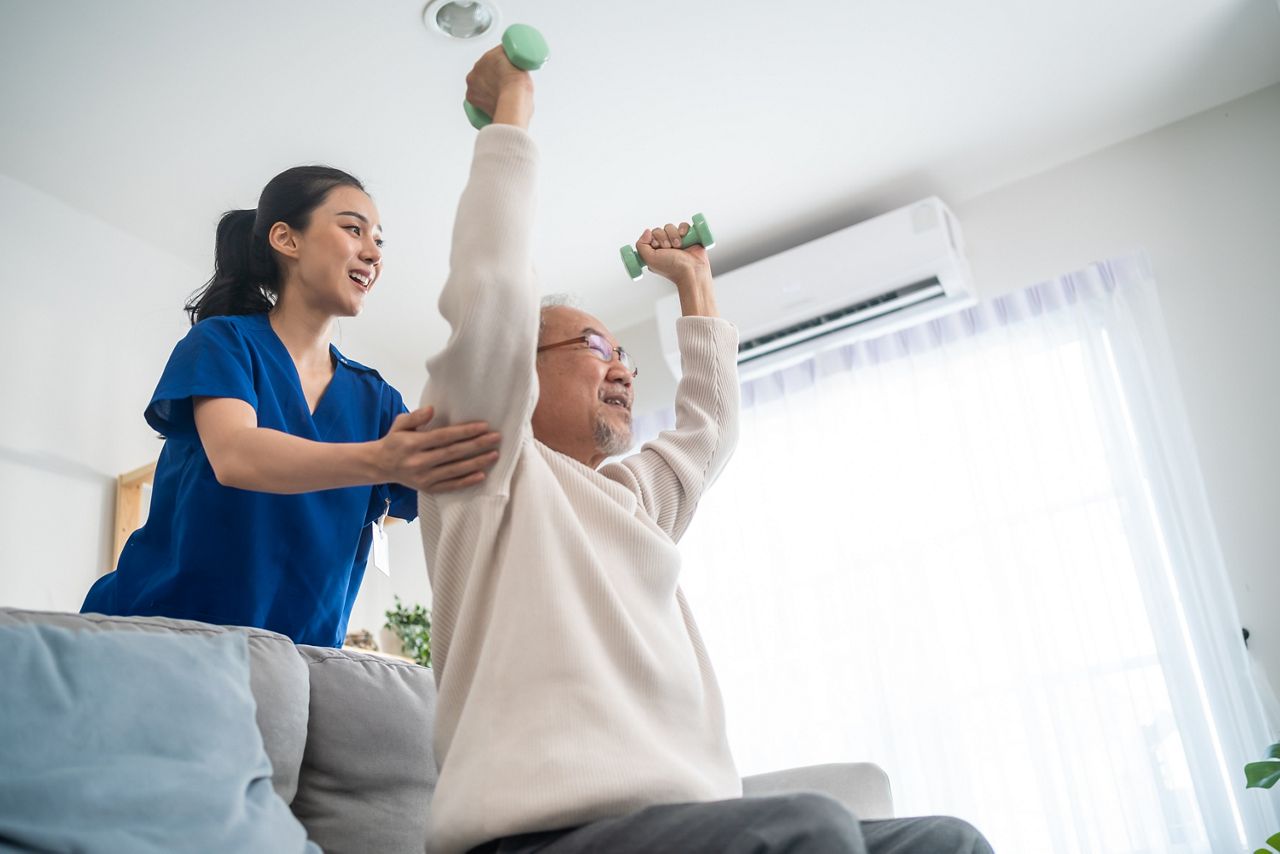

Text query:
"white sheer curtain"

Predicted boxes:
[[637, 252, 1277, 853]]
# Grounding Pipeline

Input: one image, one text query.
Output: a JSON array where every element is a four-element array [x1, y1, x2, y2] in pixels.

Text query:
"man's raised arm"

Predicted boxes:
[[607, 225, 741, 540], [421, 49, 540, 498]]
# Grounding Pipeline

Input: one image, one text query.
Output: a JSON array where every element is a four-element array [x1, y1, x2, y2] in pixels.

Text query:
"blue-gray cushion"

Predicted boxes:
[[0, 624, 318, 854], [0, 607, 310, 805]]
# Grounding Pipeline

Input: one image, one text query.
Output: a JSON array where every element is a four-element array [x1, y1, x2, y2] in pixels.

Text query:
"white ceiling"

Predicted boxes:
[[4, 0, 1279, 378]]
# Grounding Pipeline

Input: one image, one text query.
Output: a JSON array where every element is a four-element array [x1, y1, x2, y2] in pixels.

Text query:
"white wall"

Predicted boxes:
[[617, 82, 1280, 690], [0, 452, 113, 610], [0, 175, 194, 610]]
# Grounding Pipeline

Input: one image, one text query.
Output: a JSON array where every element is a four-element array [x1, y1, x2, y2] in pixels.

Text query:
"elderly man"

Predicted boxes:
[[417, 46, 993, 854]]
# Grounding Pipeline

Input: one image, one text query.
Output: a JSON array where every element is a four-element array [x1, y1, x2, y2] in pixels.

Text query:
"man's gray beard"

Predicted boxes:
[[593, 414, 634, 458]]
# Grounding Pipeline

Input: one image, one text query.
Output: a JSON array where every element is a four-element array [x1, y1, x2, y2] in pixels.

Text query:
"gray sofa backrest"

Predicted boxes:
[[0, 608, 438, 854], [291, 645, 437, 853], [2, 607, 895, 852]]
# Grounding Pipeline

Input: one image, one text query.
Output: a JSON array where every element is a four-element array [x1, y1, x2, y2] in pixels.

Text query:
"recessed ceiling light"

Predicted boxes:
[[422, 0, 499, 40]]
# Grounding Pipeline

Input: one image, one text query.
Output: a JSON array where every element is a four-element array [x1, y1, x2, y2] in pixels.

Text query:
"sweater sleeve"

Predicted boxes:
[[420, 125, 541, 498], [603, 316, 741, 541]]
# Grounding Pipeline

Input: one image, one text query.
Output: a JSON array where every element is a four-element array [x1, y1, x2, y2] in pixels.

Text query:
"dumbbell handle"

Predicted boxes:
[[620, 213, 715, 281], [464, 24, 549, 130]]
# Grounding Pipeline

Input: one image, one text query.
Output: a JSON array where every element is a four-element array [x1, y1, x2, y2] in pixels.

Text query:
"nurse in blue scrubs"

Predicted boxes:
[[82, 166, 499, 647]]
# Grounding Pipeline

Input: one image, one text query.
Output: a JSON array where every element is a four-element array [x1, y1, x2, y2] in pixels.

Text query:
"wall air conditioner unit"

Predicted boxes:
[[656, 197, 975, 381]]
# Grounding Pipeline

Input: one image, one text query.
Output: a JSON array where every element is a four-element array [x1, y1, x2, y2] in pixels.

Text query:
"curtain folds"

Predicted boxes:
[[636, 252, 1277, 853]]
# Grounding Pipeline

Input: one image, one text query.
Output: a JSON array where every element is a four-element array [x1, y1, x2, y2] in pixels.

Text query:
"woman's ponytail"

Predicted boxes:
[[183, 165, 366, 325], [184, 209, 275, 324]]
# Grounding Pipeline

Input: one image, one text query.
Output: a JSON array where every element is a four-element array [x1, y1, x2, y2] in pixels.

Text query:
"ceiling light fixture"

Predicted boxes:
[[422, 0, 498, 39]]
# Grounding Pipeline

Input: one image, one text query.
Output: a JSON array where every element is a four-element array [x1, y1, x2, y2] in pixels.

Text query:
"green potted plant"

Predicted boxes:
[[384, 596, 432, 668], [1246, 741, 1280, 854]]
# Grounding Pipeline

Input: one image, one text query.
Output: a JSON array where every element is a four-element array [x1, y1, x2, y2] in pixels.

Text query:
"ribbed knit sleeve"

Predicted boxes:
[[420, 125, 540, 498], [606, 316, 740, 541]]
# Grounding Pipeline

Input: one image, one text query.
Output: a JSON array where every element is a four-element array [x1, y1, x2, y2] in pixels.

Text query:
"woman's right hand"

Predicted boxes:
[[465, 45, 534, 129], [377, 406, 500, 493]]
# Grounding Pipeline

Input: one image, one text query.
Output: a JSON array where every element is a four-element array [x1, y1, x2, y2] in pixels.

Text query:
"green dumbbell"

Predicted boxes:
[[464, 24, 549, 129], [620, 213, 715, 281]]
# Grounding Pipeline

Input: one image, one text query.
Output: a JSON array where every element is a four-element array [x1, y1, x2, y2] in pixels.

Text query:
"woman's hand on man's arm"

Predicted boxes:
[[377, 406, 501, 493], [193, 397, 500, 495]]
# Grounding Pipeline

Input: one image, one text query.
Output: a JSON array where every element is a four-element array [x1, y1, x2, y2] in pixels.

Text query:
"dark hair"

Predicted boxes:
[[184, 166, 366, 324]]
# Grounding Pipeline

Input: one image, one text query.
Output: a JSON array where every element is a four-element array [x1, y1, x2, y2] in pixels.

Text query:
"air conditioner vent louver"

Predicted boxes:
[[737, 278, 942, 364]]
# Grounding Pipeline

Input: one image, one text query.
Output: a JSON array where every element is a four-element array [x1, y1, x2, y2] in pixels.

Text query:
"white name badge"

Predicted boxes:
[[372, 503, 391, 577]]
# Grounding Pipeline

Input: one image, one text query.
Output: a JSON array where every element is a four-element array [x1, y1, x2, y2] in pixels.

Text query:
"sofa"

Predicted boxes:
[[0, 607, 893, 852]]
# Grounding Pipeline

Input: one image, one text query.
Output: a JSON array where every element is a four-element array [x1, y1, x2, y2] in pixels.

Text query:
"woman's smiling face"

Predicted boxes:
[[272, 185, 384, 317]]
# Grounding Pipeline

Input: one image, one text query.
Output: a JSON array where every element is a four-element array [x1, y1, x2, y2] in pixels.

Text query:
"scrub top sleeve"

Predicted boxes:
[[387, 483, 419, 521], [145, 318, 258, 439], [381, 384, 420, 522]]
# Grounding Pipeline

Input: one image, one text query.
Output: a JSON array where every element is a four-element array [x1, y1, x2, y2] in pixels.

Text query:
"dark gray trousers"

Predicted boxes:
[[466, 793, 994, 854]]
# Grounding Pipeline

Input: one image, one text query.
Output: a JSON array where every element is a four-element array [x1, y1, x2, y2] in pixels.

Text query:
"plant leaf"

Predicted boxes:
[[1245, 759, 1280, 789], [1268, 743, 1280, 760], [1269, 831, 1280, 849]]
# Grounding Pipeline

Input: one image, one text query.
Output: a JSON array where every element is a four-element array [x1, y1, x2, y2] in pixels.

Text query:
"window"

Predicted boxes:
[[641, 253, 1277, 852]]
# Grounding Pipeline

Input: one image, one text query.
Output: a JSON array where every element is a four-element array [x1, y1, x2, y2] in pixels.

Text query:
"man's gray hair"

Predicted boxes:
[[538, 293, 580, 340]]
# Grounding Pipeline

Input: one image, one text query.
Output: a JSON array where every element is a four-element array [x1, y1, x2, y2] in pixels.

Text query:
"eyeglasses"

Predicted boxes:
[[537, 333, 638, 377]]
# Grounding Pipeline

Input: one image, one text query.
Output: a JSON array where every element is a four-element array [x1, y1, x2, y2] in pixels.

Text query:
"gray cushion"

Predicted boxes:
[[0, 607, 310, 804], [292, 646, 438, 854], [742, 762, 895, 820], [0, 623, 318, 853]]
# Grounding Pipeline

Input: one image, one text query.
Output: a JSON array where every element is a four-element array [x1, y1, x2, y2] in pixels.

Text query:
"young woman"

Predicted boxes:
[[82, 166, 500, 647]]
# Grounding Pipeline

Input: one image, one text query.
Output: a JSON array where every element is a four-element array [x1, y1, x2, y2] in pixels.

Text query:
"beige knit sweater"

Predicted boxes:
[[418, 125, 742, 854]]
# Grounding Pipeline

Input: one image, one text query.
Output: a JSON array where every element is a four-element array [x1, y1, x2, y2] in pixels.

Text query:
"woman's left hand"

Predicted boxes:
[[377, 406, 501, 494]]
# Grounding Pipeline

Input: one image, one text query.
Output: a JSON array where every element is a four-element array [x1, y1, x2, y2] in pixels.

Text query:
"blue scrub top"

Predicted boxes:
[[82, 313, 419, 647]]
